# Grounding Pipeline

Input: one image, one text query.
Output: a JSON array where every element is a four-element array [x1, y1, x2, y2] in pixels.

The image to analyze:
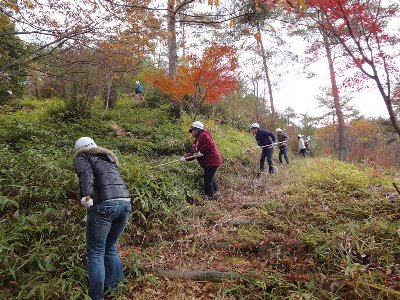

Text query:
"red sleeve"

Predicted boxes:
[[184, 141, 197, 161]]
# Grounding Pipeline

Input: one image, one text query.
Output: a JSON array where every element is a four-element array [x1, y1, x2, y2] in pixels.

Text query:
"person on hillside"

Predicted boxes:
[[134, 81, 144, 100], [251, 123, 276, 174], [276, 128, 289, 165], [298, 134, 307, 157], [74, 137, 131, 300], [180, 121, 222, 200]]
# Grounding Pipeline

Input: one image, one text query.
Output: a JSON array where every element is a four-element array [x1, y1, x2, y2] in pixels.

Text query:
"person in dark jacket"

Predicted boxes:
[[276, 128, 289, 165], [251, 123, 276, 174], [74, 137, 131, 300], [180, 121, 222, 200]]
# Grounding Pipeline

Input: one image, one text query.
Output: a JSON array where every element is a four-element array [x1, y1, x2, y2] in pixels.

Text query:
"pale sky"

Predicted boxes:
[[270, 5, 400, 119], [245, 23, 399, 120], [273, 61, 390, 118], [235, 39, 391, 119]]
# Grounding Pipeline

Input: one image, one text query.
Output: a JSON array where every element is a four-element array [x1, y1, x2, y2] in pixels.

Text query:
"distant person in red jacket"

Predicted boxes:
[[180, 121, 222, 200]]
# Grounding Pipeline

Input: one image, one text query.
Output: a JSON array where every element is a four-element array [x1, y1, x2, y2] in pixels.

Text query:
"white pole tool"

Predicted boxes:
[[242, 141, 288, 153], [149, 154, 200, 169]]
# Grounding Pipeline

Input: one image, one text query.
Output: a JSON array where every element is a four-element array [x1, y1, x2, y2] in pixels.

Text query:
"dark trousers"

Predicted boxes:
[[204, 166, 219, 198], [260, 147, 274, 174], [299, 148, 307, 157], [278, 147, 289, 164]]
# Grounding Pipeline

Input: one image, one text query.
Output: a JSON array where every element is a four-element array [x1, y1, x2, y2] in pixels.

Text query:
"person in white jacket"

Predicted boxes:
[[298, 134, 307, 157]]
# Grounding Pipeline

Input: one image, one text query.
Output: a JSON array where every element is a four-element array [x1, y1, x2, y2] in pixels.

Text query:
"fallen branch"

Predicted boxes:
[[392, 182, 400, 195], [241, 202, 262, 209], [158, 270, 239, 282], [356, 280, 400, 297], [208, 241, 255, 252]]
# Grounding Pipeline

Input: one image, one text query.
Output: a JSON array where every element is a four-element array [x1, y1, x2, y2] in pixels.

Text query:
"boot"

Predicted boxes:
[[269, 165, 274, 174]]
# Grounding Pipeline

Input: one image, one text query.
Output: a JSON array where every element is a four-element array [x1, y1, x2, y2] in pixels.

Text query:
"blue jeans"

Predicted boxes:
[[278, 147, 289, 164], [260, 147, 274, 173], [86, 200, 131, 300]]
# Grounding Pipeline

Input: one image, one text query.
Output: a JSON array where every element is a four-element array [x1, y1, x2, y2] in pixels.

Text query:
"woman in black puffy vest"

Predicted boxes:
[[74, 137, 131, 300]]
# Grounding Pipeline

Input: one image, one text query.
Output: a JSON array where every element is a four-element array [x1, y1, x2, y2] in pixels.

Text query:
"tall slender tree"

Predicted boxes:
[[260, 0, 400, 138], [255, 23, 275, 115], [320, 13, 347, 160]]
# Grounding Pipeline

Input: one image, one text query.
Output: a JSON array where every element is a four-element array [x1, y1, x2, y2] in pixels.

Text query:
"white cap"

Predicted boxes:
[[189, 121, 204, 132], [7, 90, 12, 95], [297, 134, 302, 138], [276, 128, 282, 132], [74, 137, 97, 151], [135, 81, 140, 84], [251, 123, 260, 129]]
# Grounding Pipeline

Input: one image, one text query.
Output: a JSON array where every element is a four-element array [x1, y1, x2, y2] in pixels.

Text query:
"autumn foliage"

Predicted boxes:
[[147, 44, 239, 112], [316, 119, 399, 168], [260, 0, 398, 87]]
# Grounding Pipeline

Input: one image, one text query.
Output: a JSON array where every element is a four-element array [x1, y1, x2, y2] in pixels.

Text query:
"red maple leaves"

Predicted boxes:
[[147, 44, 239, 104]]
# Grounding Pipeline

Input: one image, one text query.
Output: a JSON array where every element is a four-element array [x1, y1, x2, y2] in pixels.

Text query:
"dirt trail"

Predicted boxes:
[[121, 160, 400, 299], [125, 166, 292, 299]]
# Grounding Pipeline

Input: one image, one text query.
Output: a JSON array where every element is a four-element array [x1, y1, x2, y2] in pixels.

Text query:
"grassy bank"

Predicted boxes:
[[0, 96, 253, 299], [223, 158, 400, 299]]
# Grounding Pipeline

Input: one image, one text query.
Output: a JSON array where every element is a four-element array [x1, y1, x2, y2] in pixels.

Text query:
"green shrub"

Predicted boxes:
[[284, 158, 391, 201]]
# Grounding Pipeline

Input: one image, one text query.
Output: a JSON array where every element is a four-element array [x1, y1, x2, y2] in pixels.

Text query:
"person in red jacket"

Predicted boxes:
[[180, 121, 222, 200]]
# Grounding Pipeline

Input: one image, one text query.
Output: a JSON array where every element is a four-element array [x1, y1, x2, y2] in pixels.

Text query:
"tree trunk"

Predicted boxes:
[[322, 27, 347, 161], [167, 0, 177, 77], [101, 77, 112, 121], [252, 77, 260, 121], [182, 21, 186, 59], [375, 79, 400, 138], [384, 97, 400, 137], [256, 24, 275, 115]]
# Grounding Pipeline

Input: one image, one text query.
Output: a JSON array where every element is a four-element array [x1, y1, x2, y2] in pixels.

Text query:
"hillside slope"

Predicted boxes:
[[0, 98, 399, 299], [0, 97, 252, 299], [124, 159, 400, 300]]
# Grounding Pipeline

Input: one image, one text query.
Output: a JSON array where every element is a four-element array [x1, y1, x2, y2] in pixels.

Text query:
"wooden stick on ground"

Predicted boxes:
[[158, 270, 239, 282], [393, 182, 400, 195]]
